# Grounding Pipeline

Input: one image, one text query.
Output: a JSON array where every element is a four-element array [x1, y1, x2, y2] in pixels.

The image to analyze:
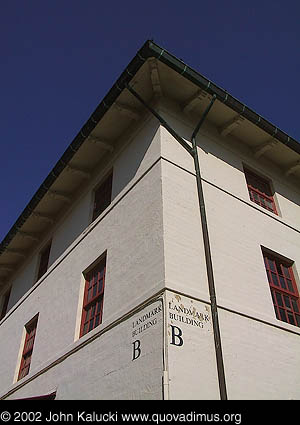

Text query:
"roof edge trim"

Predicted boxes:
[[147, 41, 300, 154], [0, 40, 299, 254]]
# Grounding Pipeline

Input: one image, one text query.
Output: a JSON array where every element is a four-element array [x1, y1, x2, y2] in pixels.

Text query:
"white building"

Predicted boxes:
[[0, 40, 299, 400]]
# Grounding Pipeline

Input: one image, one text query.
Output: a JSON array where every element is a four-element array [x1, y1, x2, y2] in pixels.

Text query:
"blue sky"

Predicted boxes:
[[1, 0, 299, 242]]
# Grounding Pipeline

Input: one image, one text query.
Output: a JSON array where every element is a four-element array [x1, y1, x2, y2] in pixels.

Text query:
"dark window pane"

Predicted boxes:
[[27, 340, 33, 351], [282, 266, 291, 278], [279, 276, 287, 290], [37, 242, 51, 280], [94, 315, 100, 328], [93, 173, 113, 221], [87, 288, 92, 301], [267, 271, 272, 283], [260, 197, 266, 207], [296, 315, 300, 327], [92, 284, 97, 298], [279, 308, 287, 322], [83, 323, 88, 335], [271, 273, 279, 286], [96, 300, 102, 314], [275, 292, 283, 307], [287, 312, 295, 325], [292, 299, 299, 313], [286, 280, 294, 293], [265, 199, 273, 210], [88, 320, 94, 332], [271, 290, 276, 305], [283, 295, 291, 309], [98, 278, 104, 293], [269, 260, 276, 272]]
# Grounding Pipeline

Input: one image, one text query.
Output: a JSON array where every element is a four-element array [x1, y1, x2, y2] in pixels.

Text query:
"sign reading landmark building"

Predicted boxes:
[[131, 300, 163, 361], [167, 292, 211, 346], [166, 291, 219, 399]]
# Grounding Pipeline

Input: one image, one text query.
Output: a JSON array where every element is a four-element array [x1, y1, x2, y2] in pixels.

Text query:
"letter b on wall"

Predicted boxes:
[[132, 340, 141, 360], [170, 325, 184, 346]]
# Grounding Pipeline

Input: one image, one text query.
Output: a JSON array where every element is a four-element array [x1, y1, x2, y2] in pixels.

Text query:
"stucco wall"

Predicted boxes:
[[159, 104, 300, 231], [161, 160, 210, 302], [159, 106, 300, 399], [6, 299, 164, 400], [0, 117, 165, 398], [166, 291, 219, 400], [2, 118, 161, 310], [1, 101, 299, 400], [219, 309, 300, 400]]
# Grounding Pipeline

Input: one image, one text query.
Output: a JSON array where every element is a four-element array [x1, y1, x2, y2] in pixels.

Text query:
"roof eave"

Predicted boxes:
[[1, 39, 299, 255]]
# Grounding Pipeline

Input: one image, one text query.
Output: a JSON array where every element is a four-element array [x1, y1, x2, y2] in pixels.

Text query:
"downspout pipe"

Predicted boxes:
[[126, 84, 227, 400], [191, 97, 228, 401], [2, 39, 299, 258]]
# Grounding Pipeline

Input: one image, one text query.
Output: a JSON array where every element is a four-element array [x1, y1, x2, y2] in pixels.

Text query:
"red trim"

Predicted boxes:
[[14, 391, 56, 400], [80, 256, 106, 337], [92, 173, 113, 221], [263, 252, 300, 327], [18, 316, 39, 380], [37, 241, 52, 281], [244, 168, 277, 215]]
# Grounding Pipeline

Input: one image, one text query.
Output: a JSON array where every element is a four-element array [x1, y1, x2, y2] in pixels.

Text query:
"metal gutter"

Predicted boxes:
[[126, 84, 227, 399], [0, 41, 151, 254], [145, 41, 300, 155], [1, 40, 299, 254]]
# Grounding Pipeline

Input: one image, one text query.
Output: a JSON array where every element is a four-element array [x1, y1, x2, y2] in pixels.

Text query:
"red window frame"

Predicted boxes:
[[18, 316, 38, 380], [244, 168, 277, 214], [92, 173, 113, 221], [80, 256, 106, 337], [0, 287, 11, 320], [37, 241, 51, 281], [263, 252, 300, 327], [15, 391, 56, 400]]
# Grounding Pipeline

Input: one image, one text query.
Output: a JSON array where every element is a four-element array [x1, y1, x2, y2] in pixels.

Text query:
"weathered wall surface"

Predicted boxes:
[[159, 106, 300, 399], [161, 160, 210, 303], [205, 181, 300, 322], [0, 118, 165, 398], [3, 118, 162, 312], [219, 309, 300, 400], [6, 300, 164, 400], [166, 291, 219, 400], [1, 100, 300, 400]]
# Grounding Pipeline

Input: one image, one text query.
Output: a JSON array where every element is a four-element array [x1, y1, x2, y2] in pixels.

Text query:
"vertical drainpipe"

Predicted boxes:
[[191, 98, 228, 400], [126, 84, 227, 400]]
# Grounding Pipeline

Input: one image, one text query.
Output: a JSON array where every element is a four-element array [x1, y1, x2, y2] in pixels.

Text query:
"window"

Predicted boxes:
[[80, 255, 106, 337], [92, 172, 113, 221], [18, 315, 39, 380], [37, 241, 51, 281], [244, 168, 277, 214], [0, 287, 11, 320], [263, 251, 300, 327]]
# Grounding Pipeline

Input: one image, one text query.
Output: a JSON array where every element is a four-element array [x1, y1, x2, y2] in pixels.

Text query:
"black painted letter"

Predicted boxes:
[[132, 339, 141, 360], [170, 325, 184, 346]]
